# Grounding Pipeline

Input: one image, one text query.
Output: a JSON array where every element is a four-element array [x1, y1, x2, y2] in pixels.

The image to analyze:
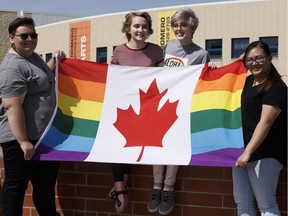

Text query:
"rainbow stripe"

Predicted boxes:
[[189, 60, 247, 166], [34, 59, 108, 161]]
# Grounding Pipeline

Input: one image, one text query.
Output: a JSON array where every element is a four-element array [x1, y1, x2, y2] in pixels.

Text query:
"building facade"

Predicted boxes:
[[0, 10, 77, 61], [0, 0, 287, 215], [34, 0, 287, 81]]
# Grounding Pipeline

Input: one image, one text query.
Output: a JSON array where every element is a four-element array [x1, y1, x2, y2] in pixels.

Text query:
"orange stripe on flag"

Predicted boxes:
[[194, 73, 247, 94], [58, 72, 105, 102]]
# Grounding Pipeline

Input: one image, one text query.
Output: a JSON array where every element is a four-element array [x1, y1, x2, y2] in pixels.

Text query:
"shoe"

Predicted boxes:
[[106, 190, 117, 201], [159, 190, 175, 215], [148, 189, 162, 212], [115, 189, 129, 213]]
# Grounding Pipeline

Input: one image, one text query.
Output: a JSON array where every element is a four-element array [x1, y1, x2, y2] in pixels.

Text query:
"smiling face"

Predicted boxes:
[[9, 25, 38, 57], [128, 16, 149, 43], [171, 18, 194, 45], [244, 47, 272, 80]]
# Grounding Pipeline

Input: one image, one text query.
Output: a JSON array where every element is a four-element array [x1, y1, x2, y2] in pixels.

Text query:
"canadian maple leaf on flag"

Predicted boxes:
[[113, 79, 179, 162]]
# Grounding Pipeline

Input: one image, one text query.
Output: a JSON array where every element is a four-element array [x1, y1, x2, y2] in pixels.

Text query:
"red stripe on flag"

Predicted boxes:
[[199, 60, 247, 81], [59, 58, 108, 83]]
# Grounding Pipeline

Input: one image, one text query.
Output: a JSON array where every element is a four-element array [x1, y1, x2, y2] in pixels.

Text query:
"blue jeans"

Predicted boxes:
[[233, 158, 283, 216], [1, 140, 60, 216]]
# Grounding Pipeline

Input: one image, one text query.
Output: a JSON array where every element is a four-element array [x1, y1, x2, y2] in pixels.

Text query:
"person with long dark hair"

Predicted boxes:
[[233, 40, 287, 216]]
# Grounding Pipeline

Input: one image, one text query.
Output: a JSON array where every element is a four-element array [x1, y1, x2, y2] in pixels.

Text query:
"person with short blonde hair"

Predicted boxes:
[[148, 8, 214, 215]]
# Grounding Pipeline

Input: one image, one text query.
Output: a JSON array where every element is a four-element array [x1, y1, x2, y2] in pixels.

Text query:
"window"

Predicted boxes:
[[206, 39, 222, 59], [231, 38, 249, 59], [259, 36, 278, 57], [96, 47, 107, 63], [45, 53, 52, 62]]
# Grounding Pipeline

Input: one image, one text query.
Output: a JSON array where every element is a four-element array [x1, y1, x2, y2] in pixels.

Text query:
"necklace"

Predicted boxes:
[[252, 77, 267, 87]]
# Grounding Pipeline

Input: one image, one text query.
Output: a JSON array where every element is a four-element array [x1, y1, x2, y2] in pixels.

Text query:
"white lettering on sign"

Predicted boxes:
[[81, 36, 87, 60]]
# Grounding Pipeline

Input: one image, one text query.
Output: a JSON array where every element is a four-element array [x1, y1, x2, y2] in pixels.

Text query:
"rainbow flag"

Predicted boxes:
[[35, 59, 108, 161], [34, 59, 247, 167], [190, 64, 247, 166]]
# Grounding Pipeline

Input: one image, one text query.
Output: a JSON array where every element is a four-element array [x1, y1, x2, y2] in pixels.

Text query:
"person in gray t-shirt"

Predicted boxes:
[[0, 17, 66, 215], [148, 8, 216, 215]]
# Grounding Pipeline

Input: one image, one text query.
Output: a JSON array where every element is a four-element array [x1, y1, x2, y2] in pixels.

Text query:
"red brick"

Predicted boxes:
[[176, 191, 222, 207], [0, 156, 286, 215], [57, 172, 86, 184], [183, 178, 233, 193], [183, 206, 236, 216], [223, 194, 237, 208]]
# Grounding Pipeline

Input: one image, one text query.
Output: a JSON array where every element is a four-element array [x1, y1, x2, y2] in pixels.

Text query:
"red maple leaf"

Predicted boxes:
[[113, 79, 179, 162]]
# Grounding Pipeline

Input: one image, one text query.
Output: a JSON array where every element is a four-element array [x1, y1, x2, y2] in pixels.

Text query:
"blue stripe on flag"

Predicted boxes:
[[41, 126, 95, 152], [191, 127, 244, 155]]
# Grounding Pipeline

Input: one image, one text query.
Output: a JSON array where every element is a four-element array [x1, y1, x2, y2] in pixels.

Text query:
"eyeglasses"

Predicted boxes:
[[172, 23, 189, 29], [245, 55, 268, 64], [14, 33, 38, 40]]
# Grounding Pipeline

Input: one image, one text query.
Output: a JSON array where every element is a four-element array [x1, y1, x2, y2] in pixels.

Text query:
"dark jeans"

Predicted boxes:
[[1, 140, 60, 216], [111, 163, 132, 182]]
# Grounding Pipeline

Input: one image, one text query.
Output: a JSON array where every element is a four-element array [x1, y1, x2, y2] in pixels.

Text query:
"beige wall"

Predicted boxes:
[[3, 0, 287, 82]]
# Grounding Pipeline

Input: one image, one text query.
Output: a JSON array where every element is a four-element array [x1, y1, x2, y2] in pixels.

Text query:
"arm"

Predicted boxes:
[[157, 61, 164, 67], [2, 93, 35, 160], [47, 50, 66, 73], [236, 104, 281, 167]]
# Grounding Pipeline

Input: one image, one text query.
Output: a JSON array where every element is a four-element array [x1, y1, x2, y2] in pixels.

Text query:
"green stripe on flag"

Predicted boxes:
[[53, 108, 99, 137], [191, 108, 241, 133]]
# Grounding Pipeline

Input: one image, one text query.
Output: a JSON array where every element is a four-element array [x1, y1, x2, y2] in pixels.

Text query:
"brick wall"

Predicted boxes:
[[0, 159, 286, 216]]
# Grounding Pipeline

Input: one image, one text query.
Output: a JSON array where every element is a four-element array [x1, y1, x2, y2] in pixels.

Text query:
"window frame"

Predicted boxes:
[[96, 47, 108, 63], [259, 36, 278, 57], [231, 38, 249, 59], [205, 39, 223, 59]]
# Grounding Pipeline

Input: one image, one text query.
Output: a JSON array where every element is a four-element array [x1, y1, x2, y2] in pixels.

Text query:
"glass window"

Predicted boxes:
[[96, 47, 107, 63], [45, 53, 52, 62], [231, 38, 249, 59], [259, 36, 278, 57], [206, 39, 222, 59]]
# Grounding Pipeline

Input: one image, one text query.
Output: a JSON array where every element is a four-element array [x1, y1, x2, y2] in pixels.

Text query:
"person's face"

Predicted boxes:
[[129, 16, 149, 42], [172, 18, 194, 45], [9, 25, 38, 57], [244, 47, 272, 79]]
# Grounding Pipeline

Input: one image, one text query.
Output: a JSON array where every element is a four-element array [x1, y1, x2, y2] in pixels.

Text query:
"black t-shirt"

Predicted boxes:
[[241, 75, 287, 166]]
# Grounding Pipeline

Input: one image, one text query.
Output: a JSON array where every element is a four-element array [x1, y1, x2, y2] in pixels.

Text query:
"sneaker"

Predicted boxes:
[[148, 189, 162, 212], [159, 190, 175, 215]]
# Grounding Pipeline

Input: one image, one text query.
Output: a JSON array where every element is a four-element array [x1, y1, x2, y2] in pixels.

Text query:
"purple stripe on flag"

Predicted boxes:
[[33, 144, 89, 161], [189, 148, 244, 167]]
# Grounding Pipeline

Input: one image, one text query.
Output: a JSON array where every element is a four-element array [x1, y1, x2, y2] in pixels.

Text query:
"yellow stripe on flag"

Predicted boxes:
[[191, 89, 242, 112], [58, 92, 103, 121]]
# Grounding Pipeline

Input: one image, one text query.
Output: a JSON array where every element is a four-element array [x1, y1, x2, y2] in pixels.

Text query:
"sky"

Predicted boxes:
[[1, 0, 235, 17]]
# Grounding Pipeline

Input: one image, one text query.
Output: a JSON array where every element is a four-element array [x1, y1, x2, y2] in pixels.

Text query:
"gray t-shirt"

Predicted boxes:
[[0, 52, 56, 142], [164, 39, 210, 67]]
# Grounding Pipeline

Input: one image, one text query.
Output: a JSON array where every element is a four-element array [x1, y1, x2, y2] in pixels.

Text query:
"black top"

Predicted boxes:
[[241, 75, 287, 166]]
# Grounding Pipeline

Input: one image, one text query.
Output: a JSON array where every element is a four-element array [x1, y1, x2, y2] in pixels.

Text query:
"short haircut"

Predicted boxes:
[[8, 17, 36, 35], [171, 8, 199, 31]]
